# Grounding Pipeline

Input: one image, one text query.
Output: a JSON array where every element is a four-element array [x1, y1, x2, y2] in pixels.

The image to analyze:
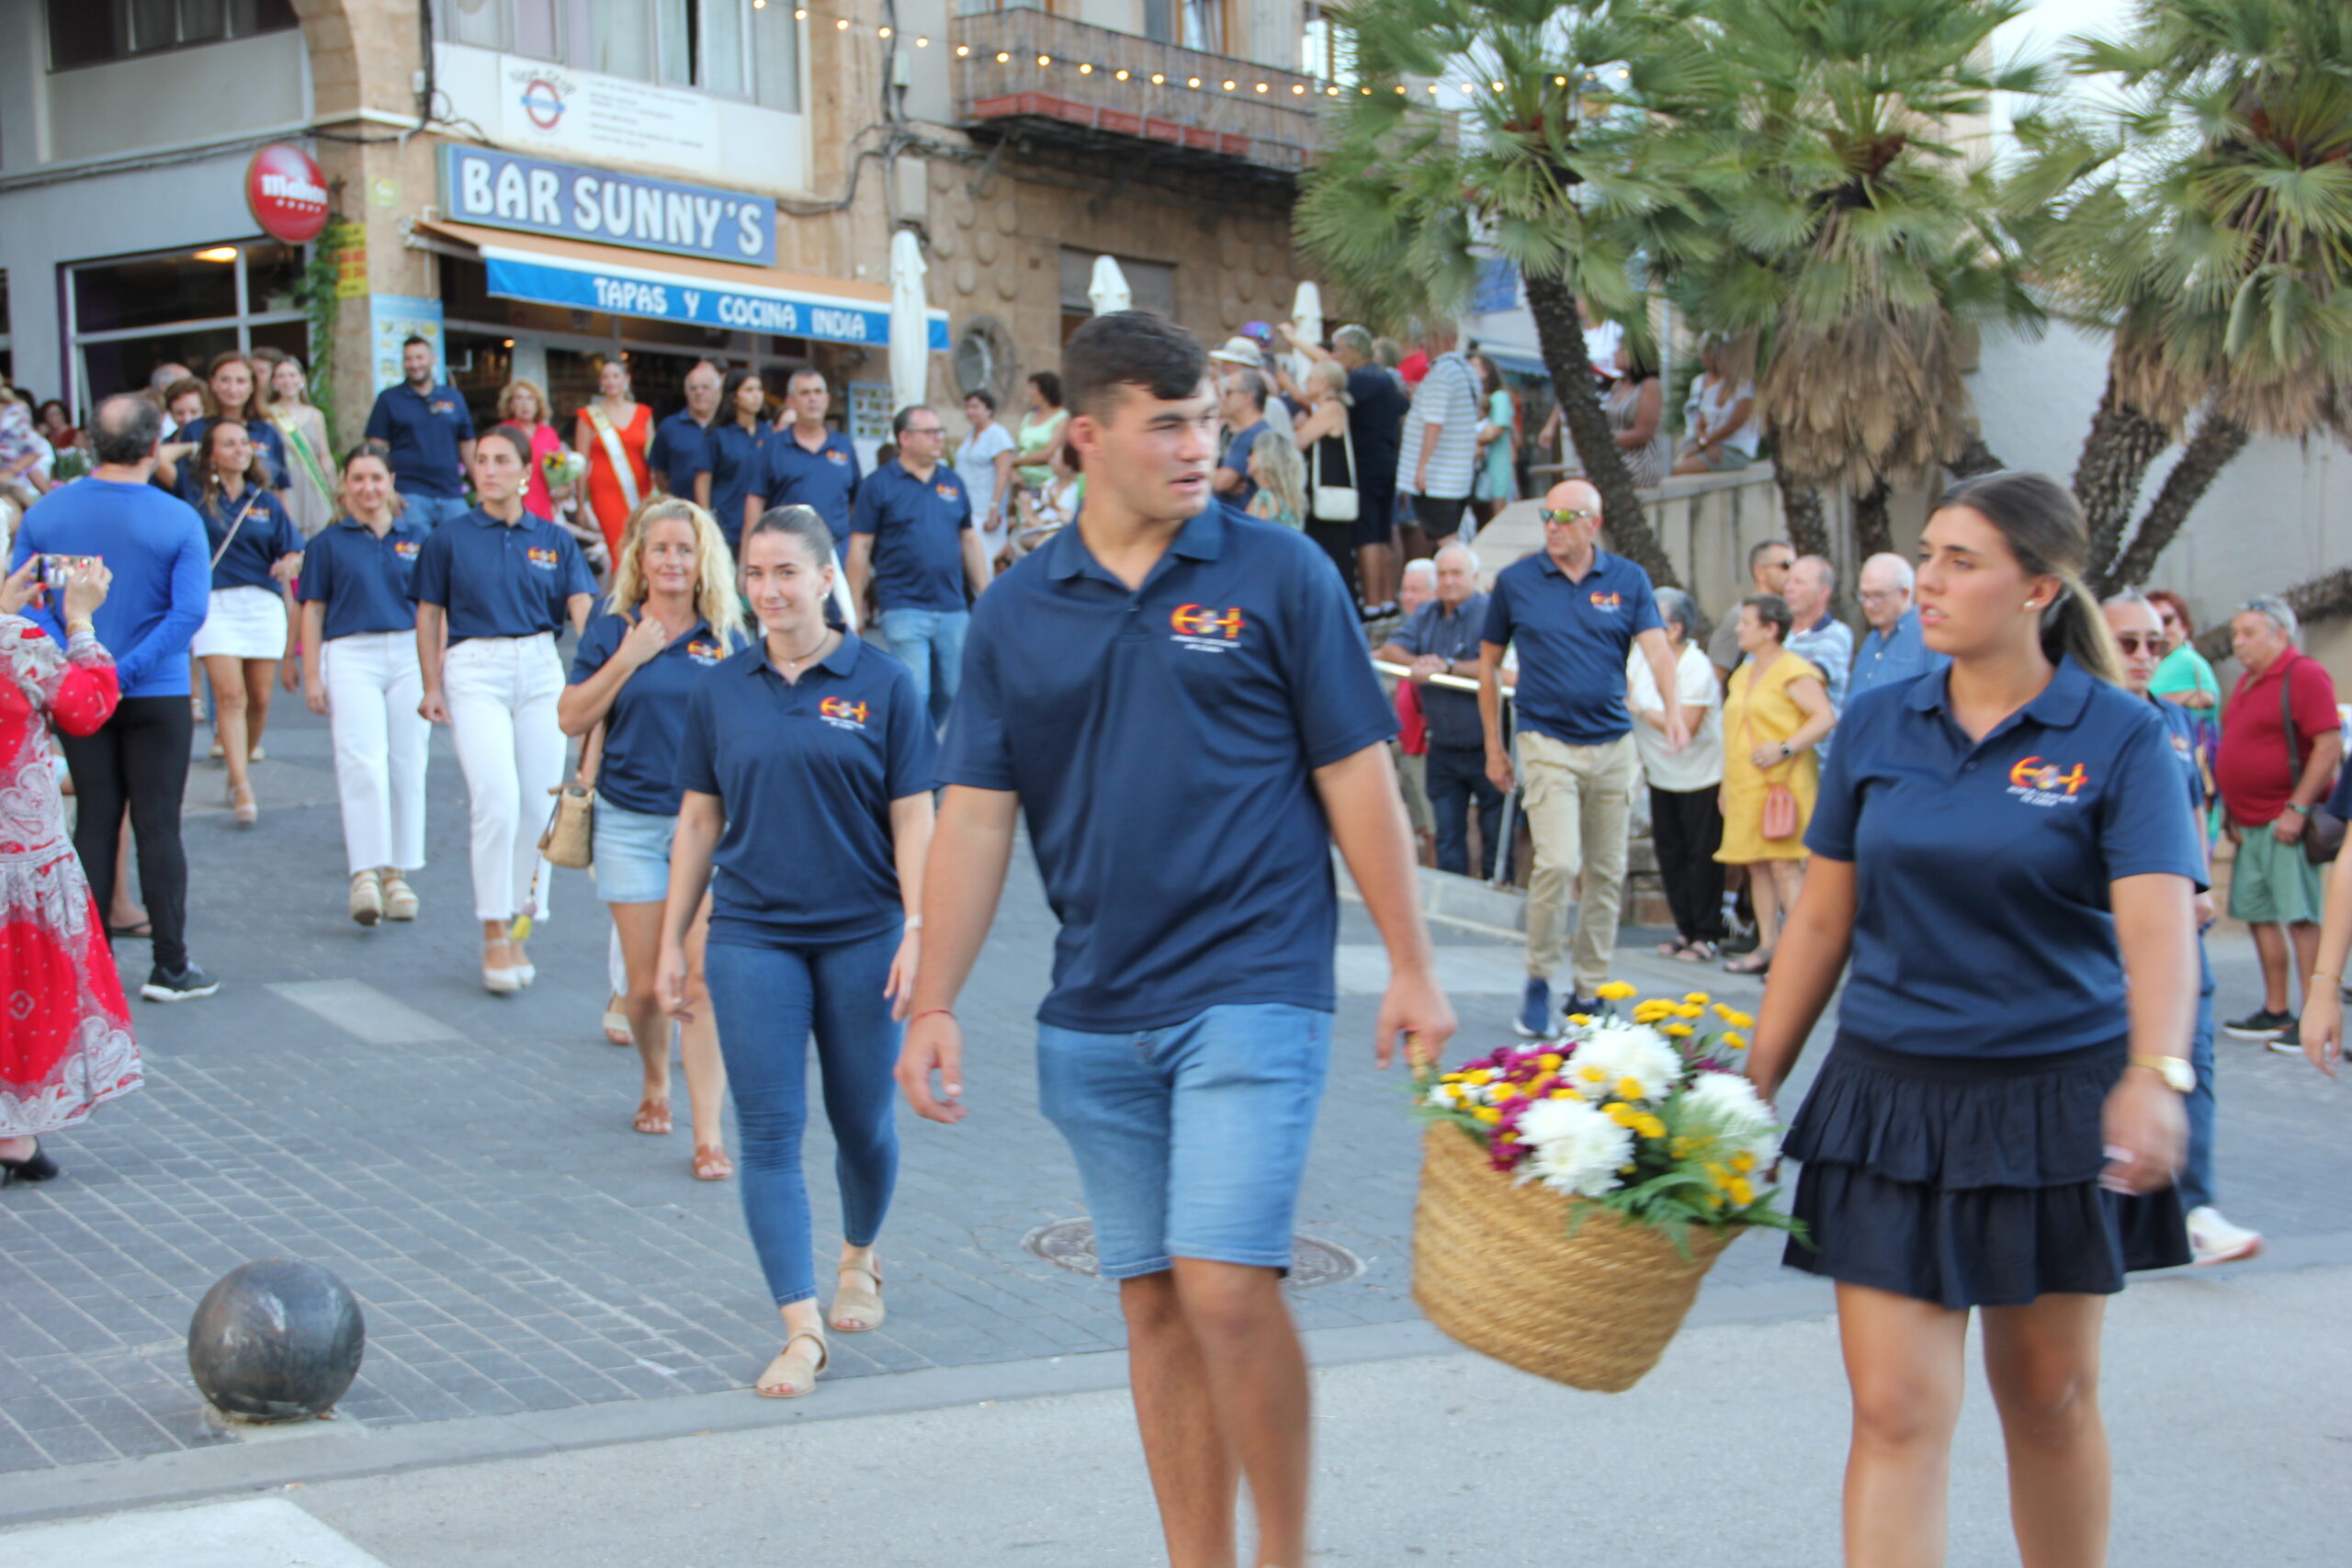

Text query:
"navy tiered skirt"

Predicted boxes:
[[1781, 1035, 2189, 1309]]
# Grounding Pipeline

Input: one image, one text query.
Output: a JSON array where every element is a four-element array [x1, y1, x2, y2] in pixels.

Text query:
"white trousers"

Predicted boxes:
[[322, 632, 430, 874], [443, 636, 568, 923]]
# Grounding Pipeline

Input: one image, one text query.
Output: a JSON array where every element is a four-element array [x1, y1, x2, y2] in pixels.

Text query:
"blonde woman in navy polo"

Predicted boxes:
[[1747, 471, 2200, 1567], [560, 498, 744, 1180]]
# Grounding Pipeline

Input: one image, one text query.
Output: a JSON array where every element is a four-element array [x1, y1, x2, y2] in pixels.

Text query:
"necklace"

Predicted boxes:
[[771, 626, 833, 673]]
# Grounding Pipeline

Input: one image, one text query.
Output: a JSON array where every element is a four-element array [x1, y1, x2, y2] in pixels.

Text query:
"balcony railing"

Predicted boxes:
[[951, 10, 1327, 176]]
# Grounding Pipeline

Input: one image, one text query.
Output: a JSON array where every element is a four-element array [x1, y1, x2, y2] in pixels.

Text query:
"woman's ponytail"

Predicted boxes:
[[2044, 574, 2122, 686]]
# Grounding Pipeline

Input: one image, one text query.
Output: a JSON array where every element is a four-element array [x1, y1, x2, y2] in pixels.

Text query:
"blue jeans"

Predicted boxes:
[[703, 931, 903, 1307], [2182, 943, 2218, 1212], [876, 606, 969, 727], [1425, 742, 1505, 879], [399, 491, 473, 530]]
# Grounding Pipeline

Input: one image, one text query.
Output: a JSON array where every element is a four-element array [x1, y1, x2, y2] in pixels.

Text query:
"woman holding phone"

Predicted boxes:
[[187, 420, 301, 825]]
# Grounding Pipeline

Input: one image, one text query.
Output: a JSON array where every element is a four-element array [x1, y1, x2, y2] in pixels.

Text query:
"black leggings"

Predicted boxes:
[[61, 695, 195, 975], [1649, 783, 1727, 944]]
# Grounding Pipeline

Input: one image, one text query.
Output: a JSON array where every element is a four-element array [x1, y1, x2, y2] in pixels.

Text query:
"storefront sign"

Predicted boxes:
[[479, 250, 950, 351], [245, 143, 330, 245], [335, 239, 370, 299], [367, 295, 446, 392], [440, 147, 775, 267], [496, 54, 720, 168]]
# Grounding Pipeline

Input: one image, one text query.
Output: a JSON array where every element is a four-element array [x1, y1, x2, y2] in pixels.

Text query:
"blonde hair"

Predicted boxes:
[[498, 379, 550, 424], [607, 498, 748, 649], [1248, 427, 1308, 524], [1308, 360, 1351, 405]]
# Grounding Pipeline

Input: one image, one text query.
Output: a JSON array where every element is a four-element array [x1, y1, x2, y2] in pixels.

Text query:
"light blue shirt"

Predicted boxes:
[[1785, 613, 1853, 711], [1850, 607, 1948, 704]]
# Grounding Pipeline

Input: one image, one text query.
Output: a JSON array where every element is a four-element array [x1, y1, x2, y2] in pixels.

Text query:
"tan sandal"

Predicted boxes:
[[754, 1330, 828, 1399], [830, 1261, 885, 1333], [692, 1145, 733, 1181]]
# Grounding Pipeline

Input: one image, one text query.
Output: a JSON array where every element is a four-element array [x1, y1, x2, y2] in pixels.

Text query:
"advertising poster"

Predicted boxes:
[[367, 295, 447, 390]]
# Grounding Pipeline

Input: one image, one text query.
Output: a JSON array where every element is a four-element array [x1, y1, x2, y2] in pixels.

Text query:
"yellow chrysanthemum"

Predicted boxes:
[[1724, 1010, 1756, 1029], [1677, 1003, 1707, 1019], [1723, 1031, 1748, 1050], [1566, 1012, 1594, 1027], [1705, 1163, 1730, 1183], [1727, 1177, 1756, 1206], [1550, 1085, 1580, 1100], [1488, 1083, 1516, 1101], [1616, 1076, 1645, 1101], [1472, 1107, 1502, 1124], [1662, 1023, 1694, 1038], [1731, 1151, 1758, 1173], [1634, 1115, 1667, 1139], [1594, 980, 1639, 1000], [1683, 992, 1712, 1007], [1537, 1053, 1564, 1071], [1579, 1066, 1607, 1084], [1465, 1068, 1494, 1085]]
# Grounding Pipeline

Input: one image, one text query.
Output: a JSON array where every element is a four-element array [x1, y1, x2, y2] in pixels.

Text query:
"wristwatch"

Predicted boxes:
[[2287, 801, 2312, 815], [2128, 1055, 2195, 1093]]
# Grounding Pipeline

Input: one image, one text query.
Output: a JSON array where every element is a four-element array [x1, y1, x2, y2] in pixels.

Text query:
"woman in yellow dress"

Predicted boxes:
[[1716, 592, 1837, 975]]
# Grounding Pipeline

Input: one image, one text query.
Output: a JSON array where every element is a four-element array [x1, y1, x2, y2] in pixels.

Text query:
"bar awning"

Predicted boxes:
[[417, 221, 951, 351], [1476, 342, 1550, 378]]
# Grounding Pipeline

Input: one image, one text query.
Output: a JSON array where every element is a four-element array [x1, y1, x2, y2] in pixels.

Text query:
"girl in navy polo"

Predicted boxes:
[[186, 420, 301, 827], [701, 369, 770, 549], [297, 442, 431, 928], [662, 504, 934, 1399], [559, 498, 744, 1180], [1747, 471, 2200, 1567], [413, 425, 596, 994]]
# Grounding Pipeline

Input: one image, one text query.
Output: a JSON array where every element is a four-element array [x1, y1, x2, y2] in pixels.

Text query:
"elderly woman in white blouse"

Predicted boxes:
[[1628, 585, 1728, 959]]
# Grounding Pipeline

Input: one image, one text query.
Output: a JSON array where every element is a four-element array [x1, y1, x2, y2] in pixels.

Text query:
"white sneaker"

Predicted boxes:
[[2187, 1206, 2264, 1266]]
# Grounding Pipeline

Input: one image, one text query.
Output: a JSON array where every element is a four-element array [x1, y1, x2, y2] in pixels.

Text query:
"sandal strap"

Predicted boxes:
[[782, 1329, 828, 1371], [839, 1262, 883, 1288]]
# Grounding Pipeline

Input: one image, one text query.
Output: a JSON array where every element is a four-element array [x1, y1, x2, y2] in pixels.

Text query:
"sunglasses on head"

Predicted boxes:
[[2113, 633, 2165, 654]]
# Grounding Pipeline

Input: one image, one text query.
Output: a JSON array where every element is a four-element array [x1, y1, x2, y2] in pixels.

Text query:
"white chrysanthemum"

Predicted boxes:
[[1515, 1097, 1635, 1199], [1681, 1072, 1781, 1168], [1426, 1083, 1459, 1110], [1566, 1023, 1682, 1103]]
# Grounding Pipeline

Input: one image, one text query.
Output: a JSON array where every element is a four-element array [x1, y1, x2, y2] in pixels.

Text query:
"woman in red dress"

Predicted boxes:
[[0, 555, 140, 1184], [573, 358, 651, 558]]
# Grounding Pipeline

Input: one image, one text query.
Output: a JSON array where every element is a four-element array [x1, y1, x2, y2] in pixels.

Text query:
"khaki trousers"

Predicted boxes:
[[1518, 730, 1638, 995], [1393, 742, 1433, 835]]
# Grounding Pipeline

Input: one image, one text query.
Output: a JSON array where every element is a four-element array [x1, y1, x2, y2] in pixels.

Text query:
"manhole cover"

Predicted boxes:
[[1020, 1219, 1363, 1287]]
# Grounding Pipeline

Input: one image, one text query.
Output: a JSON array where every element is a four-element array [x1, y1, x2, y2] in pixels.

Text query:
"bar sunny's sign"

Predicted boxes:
[[437, 146, 776, 267]]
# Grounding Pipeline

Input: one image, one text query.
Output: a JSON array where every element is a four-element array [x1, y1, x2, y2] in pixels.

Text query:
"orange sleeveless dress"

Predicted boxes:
[[580, 402, 652, 554]]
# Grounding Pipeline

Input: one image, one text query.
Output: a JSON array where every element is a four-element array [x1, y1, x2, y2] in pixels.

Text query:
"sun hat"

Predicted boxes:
[[1207, 335, 1264, 368]]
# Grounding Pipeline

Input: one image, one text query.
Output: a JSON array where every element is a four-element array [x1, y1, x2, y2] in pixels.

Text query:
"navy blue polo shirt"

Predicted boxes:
[[1220, 419, 1268, 509], [752, 426, 862, 544], [298, 514, 429, 640], [569, 612, 734, 817], [1388, 592, 1490, 751], [172, 416, 288, 494], [848, 459, 973, 613], [364, 382, 476, 498], [675, 634, 934, 947], [1808, 658, 2204, 1059], [410, 508, 595, 643], [648, 410, 713, 493], [1480, 547, 1664, 746], [938, 506, 1397, 1032], [703, 422, 770, 547], [196, 487, 302, 594]]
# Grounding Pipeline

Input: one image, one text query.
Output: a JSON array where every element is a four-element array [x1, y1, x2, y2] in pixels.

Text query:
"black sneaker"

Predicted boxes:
[[1562, 994, 1604, 1024], [2222, 1008, 2291, 1041], [141, 964, 220, 1003], [2267, 1021, 2303, 1056]]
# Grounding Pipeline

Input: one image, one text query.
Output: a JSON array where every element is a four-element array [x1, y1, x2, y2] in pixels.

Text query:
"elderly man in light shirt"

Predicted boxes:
[[1849, 552, 1948, 703]]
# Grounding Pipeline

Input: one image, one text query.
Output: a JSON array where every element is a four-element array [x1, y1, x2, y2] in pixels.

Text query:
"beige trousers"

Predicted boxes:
[[1394, 742, 1434, 835], [1519, 730, 1638, 996]]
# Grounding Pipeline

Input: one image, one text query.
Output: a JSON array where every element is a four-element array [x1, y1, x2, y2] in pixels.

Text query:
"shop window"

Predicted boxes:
[[440, 0, 797, 108], [66, 241, 306, 411], [47, 0, 297, 71]]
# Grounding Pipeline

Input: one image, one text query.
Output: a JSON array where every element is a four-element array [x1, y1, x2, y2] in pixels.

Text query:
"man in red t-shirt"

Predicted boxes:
[[2214, 597, 2343, 1047]]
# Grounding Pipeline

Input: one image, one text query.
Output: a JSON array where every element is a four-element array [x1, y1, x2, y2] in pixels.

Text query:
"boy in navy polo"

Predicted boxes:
[[899, 312, 1455, 1567], [363, 337, 476, 530], [846, 404, 990, 725]]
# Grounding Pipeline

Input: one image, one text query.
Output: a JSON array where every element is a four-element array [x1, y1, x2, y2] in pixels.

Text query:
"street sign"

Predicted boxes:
[[245, 143, 331, 245]]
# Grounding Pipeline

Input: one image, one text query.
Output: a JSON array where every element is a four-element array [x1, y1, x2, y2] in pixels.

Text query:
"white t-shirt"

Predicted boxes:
[[1627, 640, 1724, 793], [1692, 375, 1759, 458], [954, 422, 1016, 547]]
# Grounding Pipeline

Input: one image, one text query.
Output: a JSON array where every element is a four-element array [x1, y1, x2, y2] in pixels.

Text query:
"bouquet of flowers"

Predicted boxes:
[[543, 448, 590, 490], [1411, 982, 1800, 1392]]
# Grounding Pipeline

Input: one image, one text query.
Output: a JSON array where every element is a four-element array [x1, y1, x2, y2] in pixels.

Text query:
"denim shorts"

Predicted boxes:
[[593, 802, 676, 905], [1036, 1003, 1331, 1279]]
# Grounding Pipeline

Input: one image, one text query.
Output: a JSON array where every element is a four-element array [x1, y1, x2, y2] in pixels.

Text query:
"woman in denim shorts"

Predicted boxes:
[[559, 498, 744, 1180]]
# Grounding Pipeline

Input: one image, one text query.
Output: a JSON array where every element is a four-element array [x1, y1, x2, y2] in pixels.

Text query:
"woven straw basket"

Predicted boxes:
[[1413, 1122, 1742, 1392]]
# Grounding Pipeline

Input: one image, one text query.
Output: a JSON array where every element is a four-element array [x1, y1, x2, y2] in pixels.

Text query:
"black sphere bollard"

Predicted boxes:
[[187, 1258, 367, 1423]]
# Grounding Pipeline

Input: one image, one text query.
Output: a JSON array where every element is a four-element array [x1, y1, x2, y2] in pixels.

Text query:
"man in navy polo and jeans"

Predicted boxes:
[[750, 368, 861, 547], [1480, 478, 1686, 1036], [649, 360, 721, 498], [363, 337, 475, 530], [899, 311, 1455, 1568], [846, 404, 990, 726]]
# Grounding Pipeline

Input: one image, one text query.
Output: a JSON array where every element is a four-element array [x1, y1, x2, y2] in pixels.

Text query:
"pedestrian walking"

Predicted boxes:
[[662, 503, 935, 1397], [1479, 478, 1687, 1036], [899, 312, 1454, 1565], [845, 404, 989, 726], [2213, 596, 2340, 1048], [648, 361, 720, 498], [7, 396, 215, 1001], [703, 369, 770, 550], [296, 442, 430, 928], [1375, 543, 1499, 877], [1747, 468, 2199, 1568], [362, 337, 476, 531], [1714, 592, 1835, 976], [187, 420, 302, 826], [2103, 591, 2264, 1265], [574, 358, 651, 558], [495, 380, 573, 525], [1849, 552, 1949, 702], [751, 369, 861, 551], [0, 554, 141, 1183], [155, 352, 288, 500], [560, 498, 743, 1180], [953, 389, 1016, 567], [413, 426, 596, 994], [1629, 586, 1727, 961], [260, 355, 334, 540], [1396, 317, 1480, 554]]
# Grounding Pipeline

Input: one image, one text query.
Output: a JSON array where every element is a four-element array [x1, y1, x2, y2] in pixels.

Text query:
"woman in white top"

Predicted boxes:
[[953, 389, 1017, 567], [1673, 339, 1759, 476], [1628, 586, 1728, 960], [261, 354, 336, 539]]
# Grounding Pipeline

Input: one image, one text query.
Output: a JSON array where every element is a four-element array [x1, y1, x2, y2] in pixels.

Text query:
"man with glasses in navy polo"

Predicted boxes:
[[363, 337, 476, 530], [846, 404, 991, 727], [899, 311, 1455, 1568]]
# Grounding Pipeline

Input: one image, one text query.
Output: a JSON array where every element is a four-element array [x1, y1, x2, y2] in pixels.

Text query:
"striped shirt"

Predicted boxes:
[[1396, 351, 1481, 501]]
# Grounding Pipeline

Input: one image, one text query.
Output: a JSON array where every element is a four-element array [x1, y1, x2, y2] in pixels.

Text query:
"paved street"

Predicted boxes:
[[0, 697, 2346, 1523]]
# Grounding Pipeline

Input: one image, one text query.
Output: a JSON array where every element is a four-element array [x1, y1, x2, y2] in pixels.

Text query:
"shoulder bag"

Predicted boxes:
[[2280, 672, 2345, 865], [538, 718, 605, 870], [207, 491, 264, 571], [1741, 670, 1801, 843], [1310, 414, 1360, 524]]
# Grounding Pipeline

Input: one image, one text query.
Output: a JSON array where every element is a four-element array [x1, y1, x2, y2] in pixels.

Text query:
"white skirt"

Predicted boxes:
[[190, 585, 288, 660]]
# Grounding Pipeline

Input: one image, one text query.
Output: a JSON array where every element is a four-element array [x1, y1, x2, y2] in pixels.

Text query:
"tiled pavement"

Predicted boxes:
[[0, 703, 2344, 1475]]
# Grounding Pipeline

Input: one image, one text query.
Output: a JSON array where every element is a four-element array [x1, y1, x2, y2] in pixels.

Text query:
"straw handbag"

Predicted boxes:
[[537, 723, 604, 870]]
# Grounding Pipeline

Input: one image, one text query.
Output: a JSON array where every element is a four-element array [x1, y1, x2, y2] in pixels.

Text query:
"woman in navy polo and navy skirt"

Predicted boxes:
[[413, 425, 596, 994], [661, 504, 934, 1400], [560, 497, 743, 1179], [187, 419, 302, 827], [1747, 470, 2200, 1568]]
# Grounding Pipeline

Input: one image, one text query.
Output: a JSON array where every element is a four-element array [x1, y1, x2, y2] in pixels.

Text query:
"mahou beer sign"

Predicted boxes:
[[245, 143, 330, 244]]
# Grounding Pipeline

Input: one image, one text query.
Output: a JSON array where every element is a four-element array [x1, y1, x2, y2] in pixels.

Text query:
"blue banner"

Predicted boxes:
[[440, 146, 776, 266], [481, 251, 952, 350]]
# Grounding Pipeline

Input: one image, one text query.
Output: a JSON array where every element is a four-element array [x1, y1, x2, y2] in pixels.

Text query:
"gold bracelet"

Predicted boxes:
[[2317, 970, 2344, 985], [65, 620, 96, 637]]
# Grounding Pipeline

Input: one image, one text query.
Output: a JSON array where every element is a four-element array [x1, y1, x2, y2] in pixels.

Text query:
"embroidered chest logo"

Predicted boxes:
[[2169, 732, 2193, 761], [392, 540, 421, 560], [824, 448, 847, 466], [934, 482, 959, 502], [430, 399, 458, 417], [820, 696, 870, 730], [2006, 755, 2091, 807], [685, 639, 723, 666], [1170, 604, 1246, 653], [1588, 590, 1623, 612], [526, 547, 560, 570]]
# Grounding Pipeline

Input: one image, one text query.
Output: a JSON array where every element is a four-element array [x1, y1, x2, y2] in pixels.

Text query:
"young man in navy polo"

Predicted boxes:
[[750, 368, 861, 547], [900, 312, 1454, 1567], [1479, 478, 1687, 1035], [648, 361, 721, 498], [363, 337, 476, 530], [846, 404, 990, 726]]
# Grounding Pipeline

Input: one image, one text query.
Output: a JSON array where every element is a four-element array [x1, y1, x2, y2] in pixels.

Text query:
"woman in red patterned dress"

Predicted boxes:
[[0, 554, 141, 1185]]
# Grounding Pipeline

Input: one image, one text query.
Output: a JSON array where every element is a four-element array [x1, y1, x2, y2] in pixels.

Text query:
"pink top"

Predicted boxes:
[[516, 421, 568, 521]]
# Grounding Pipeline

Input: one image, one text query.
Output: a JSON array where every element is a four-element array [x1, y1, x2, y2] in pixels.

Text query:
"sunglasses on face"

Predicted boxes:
[[2113, 633, 2165, 655], [1547, 509, 1599, 525]]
